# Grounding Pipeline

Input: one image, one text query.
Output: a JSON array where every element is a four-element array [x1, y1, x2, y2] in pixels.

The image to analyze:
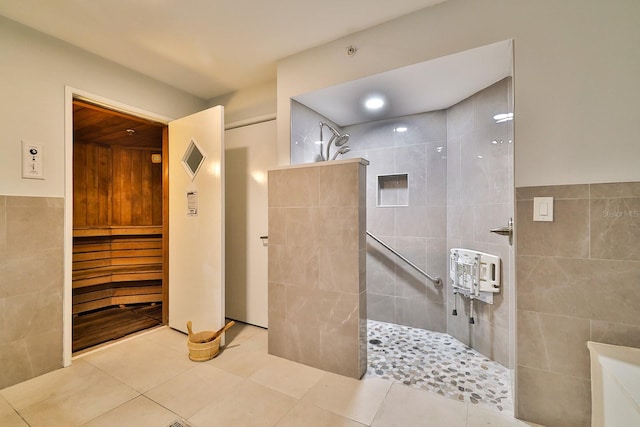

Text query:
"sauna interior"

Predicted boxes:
[[72, 100, 168, 352]]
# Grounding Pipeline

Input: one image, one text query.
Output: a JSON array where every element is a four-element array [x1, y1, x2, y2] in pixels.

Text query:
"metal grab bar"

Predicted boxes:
[[366, 231, 443, 287]]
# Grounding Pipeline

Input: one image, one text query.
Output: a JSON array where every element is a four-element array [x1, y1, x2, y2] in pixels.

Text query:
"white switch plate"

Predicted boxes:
[[22, 140, 44, 179], [533, 196, 553, 221]]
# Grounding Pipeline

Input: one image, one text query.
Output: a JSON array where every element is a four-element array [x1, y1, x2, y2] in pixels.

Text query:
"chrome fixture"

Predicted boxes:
[[367, 231, 442, 287], [319, 121, 350, 161], [331, 145, 351, 160], [490, 217, 513, 245]]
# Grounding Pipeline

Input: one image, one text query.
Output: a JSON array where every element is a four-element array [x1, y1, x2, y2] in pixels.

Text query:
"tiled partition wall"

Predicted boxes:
[[268, 159, 368, 379], [0, 195, 64, 389], [343, 112, 448, 333], [446, 78, 514, 369], [516, 182, 640, 427]]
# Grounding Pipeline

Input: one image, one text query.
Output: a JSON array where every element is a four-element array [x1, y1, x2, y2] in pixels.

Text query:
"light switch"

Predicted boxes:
[[22, 140, 44, 180], [533, 197, 553, 222]]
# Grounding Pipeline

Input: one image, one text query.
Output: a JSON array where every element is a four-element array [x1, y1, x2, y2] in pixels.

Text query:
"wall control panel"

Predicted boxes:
[[22, 141, 44, 179], [533, 196, 554, 221]]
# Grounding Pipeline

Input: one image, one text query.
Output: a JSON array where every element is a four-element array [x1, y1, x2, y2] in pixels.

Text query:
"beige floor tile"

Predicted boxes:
[[371, 383, 467, 427], [0, 360, 99, 410], [0, 412, 29, 427], [0, 394, 15, 418], [189, 379, 296, 427], [302, 372, 392, 425], [207, 343, 278, 378], [18, 368, 138, 427], [467, 405, 537, 426], [225, 322, 268, 352], [82, 337, 195, 393], [145, 363, 244, 419], [275, 401, 366, 427], [249, 356, 325, 398], [83, 395, 180, 427], [143, 326, 190, 355]]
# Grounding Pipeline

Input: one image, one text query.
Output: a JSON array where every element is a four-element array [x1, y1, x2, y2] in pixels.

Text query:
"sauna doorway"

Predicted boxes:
[[71, 99, 168, 353]]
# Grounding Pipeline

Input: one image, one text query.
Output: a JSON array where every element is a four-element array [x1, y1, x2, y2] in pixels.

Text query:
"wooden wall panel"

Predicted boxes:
[[74, 143, 162, 227], [85, 144, 99, 226], [98, 145, 112, 225], [130, 149, 143, 224], [152, 157, 163, 225], [73, 143, 88, 227], [116, 146, 133, 225]]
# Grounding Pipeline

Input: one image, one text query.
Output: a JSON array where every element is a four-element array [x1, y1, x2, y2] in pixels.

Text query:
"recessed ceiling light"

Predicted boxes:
[[365, 96, 385, 110], [395, 126, 408, 133]]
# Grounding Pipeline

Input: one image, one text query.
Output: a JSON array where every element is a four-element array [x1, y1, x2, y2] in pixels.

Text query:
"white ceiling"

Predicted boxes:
[[293, 40, 513, 126], [0, 0, 448, 100]]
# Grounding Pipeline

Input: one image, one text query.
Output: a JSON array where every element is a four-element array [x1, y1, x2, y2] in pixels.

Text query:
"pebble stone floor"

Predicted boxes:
[[366, 319, 513, 414]]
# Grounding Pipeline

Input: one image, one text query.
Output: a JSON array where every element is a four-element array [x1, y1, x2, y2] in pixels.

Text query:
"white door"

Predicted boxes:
[[225, 120, 277, 328], [168, 106, 224, 334]]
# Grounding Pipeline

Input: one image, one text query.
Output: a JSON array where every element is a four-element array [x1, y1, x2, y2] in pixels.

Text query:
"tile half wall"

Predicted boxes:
[[0, 195, 64, 389], [516, 181, 640, 427]]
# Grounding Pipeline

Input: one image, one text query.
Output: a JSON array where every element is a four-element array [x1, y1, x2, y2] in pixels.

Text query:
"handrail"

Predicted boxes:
[[366, 231, 443, 287]]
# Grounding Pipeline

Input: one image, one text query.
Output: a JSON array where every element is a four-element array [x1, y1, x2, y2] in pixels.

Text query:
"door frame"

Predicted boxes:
[[63, 87, 173, 366]]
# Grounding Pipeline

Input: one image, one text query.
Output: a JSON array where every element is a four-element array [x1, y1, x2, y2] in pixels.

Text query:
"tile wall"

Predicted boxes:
[[290, 80, 514, 369], [0, 195, 64, 389], [343, 112, 449, 333], [516, 182, 640, 427], [267, 160, 368, 378], [446, 78, 514, 368]]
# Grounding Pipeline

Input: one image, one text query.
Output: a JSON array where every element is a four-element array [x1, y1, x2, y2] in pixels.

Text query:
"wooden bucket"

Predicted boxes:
[[185, 319, 234, 362], [187, 335, 221, 362]]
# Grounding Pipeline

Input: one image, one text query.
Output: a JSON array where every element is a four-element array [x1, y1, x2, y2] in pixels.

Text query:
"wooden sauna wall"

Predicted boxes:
[[73, 143, 163, 227], [72, 142, 164, 320]]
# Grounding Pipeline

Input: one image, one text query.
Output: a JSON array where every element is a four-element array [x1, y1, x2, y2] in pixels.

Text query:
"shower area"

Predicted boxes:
[[290, 57, 515, 413]]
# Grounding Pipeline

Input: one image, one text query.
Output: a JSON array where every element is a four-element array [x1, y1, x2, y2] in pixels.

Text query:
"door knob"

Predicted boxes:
[[490, 218, 513, 245]]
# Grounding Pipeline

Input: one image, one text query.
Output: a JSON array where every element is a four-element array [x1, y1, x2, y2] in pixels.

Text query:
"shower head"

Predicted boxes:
[[320, 122, 341, 138], [331, 145, 351, 160], [320, 122, 350, 161], [335, 133, 350, 147]]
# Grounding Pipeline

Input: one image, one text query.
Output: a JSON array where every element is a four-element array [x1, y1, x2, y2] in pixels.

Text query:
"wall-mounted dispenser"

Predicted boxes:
[[450, 248, 501, 324]]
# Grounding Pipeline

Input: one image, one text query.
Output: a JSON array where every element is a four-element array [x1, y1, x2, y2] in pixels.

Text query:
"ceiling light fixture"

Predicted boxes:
[[365, 96, 385, 110], [395, 126, 408, 133]]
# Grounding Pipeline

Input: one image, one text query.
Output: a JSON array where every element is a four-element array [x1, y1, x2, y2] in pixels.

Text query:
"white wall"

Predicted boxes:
[[0, 16, 207, 197], [277, 0, 640, 187], [208, 80, 277, 126]]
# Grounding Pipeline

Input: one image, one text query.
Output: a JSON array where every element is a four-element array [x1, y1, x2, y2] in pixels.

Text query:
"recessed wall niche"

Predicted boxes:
[[377, 173, 409, 207]]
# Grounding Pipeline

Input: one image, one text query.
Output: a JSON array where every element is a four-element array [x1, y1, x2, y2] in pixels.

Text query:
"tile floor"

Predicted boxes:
[[0, 323, 544, 427], [366, 320, 512, 413]]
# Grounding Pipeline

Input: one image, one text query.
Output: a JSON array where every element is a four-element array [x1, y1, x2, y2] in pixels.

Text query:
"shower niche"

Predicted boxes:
[[377, 173, 408, 207]]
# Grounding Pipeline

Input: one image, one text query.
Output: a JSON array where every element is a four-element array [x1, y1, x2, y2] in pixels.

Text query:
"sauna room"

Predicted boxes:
[[71, 100, 168, 352]]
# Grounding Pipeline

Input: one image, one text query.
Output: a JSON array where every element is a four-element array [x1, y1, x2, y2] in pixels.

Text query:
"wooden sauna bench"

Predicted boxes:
[[72, 226, 163, 315]]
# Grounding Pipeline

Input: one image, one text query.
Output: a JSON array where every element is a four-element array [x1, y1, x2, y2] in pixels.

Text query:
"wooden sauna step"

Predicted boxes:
[[73, 226, 163, 237], [72, 228, 163, 291], [72, 304, 163, 352], [72, 284, 162, 314]]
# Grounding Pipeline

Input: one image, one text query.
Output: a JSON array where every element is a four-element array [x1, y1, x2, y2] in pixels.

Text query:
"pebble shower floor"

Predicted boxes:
[[366, 320, 513, 413]]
